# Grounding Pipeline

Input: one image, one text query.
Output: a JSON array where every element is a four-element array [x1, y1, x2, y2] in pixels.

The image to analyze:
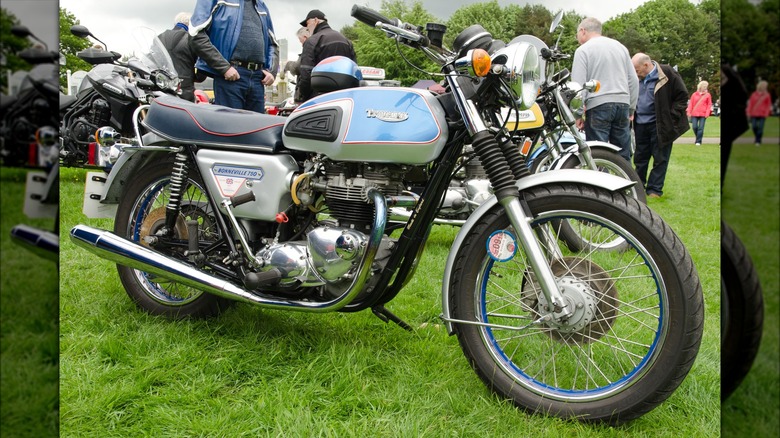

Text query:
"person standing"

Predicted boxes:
[[189, 0, 279, 113], [295, 10, 357, 103], [746, 80, 772, 146], [283, 27, 310, 102], [686, 80, 713, 146], [158, 12, 199, 102], [571, 17, 639, 162], [631, 53, 690, 198]]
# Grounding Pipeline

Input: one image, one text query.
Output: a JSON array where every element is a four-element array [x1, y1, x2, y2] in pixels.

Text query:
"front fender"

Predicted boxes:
[[553, 140, 622, 170], [440, 169, 634, 334]]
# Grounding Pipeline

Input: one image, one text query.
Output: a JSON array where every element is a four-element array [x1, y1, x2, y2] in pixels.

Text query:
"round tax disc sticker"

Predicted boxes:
[[486, 230, 517, 262]]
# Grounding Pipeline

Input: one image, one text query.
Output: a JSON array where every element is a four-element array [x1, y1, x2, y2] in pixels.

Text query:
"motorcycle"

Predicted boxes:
[[0, 25, 59, 168], [69, 5, 703, 424], [59, 26, 181, 169]]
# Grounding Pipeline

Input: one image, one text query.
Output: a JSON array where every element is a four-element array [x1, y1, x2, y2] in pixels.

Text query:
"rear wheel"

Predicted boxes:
[[114, 158, 233, 318], [449, 184, 703, 424]]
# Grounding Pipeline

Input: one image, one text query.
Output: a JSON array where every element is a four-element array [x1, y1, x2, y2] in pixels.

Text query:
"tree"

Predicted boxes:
[[59, 7, 91, 89], [723, 0, 779, 96], [0, 8, 33, 92], [343, 0, 440, 86], [604, 0, 719, 98]]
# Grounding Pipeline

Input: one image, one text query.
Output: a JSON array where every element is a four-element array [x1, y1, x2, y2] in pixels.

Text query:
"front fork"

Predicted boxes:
[[448, 73, 572, 319]]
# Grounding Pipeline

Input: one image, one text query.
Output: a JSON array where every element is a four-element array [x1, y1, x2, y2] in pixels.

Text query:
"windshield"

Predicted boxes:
[[131, 27, 177, 79]]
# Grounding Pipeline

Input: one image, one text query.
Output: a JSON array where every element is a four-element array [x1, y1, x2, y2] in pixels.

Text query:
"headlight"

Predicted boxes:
[[491, 42, 541, 110], [152, 71, 180, 92]]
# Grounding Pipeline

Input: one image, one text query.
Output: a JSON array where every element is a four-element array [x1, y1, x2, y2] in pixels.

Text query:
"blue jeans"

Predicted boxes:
[[214, 66, 267, 113], [751, 117, 766, 143], [633, 121, 673, 196], [691, 116, 707, 144], [584, 103, 632, 162]]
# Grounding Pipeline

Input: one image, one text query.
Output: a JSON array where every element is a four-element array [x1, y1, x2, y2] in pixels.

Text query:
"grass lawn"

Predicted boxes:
[[721, 140, 780, 437], [0, 167, 59, 438], [58, 139, 721, 437], [678, 116, 780, 141]]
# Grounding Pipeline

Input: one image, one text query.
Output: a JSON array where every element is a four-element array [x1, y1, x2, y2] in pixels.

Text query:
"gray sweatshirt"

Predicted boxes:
[[571, 35, 638, 115]]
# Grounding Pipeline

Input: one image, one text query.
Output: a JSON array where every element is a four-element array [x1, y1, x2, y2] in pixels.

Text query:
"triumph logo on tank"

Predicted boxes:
[[211, 165, 263, 197], [366, 109, 409, 122]]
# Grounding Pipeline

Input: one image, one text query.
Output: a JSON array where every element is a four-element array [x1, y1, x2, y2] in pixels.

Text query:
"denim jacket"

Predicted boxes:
[[190, 0, 279, 77]]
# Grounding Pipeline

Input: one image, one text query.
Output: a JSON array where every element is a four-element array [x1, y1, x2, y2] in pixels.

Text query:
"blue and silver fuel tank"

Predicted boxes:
[[282, 87, 449, 164]]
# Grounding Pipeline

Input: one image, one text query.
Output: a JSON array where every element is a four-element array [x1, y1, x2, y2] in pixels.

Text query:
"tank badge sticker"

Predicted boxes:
[[366, 109, 409, 122], [212, 165, 263, 197], [486, 230, 517, 262]]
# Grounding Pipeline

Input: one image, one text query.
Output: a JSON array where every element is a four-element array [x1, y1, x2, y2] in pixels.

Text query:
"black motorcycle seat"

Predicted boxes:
[[60, 94, 77, 110], [142, 95, 284, 151]]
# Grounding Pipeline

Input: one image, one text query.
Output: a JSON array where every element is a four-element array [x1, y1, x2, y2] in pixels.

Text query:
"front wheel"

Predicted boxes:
[[448, 184, 703, 424], [721, 221, 763, 400]]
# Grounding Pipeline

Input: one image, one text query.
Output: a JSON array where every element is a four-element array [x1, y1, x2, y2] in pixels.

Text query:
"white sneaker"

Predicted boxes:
[[695, 142, 701, 146], [755, 143, 761, 147]]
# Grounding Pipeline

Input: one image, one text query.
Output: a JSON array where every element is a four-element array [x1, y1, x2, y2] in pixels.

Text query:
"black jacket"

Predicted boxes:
[[653, 63, 690, 145], [296, 22, 357, 102], [158, 26, 199, 102]]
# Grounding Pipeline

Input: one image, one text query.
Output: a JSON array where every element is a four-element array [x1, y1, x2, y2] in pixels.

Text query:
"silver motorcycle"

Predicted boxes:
[[70, 5, 703, 425]]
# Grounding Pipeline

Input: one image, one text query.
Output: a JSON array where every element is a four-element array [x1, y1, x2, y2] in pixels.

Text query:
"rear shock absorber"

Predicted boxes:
[[165, 152, 189, 234], [470, 131, 518, 201]]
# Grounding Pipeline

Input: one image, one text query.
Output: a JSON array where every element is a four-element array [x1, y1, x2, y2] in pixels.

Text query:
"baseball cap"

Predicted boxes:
[[300, 10, 326, 27]]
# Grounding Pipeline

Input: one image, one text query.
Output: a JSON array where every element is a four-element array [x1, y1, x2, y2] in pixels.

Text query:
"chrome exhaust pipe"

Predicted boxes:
[[69, 189, 386, 313]]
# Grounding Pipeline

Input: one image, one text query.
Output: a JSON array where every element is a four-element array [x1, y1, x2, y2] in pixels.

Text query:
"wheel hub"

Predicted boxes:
[[523, 257, 619, 343]]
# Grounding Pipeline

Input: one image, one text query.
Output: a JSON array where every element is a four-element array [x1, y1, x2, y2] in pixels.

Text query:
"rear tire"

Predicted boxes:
[[448, 184, 703, 424], [114, 158, 234, 318]]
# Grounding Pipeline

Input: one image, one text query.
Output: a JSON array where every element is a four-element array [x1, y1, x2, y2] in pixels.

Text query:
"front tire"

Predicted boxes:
[[721, 221, 763, 400], [114, 158, 233, 318], [448, 184, 703, 424]]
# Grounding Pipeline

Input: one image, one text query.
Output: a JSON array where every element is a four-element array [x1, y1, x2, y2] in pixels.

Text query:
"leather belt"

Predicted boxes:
[[231, 60, 264, 71]]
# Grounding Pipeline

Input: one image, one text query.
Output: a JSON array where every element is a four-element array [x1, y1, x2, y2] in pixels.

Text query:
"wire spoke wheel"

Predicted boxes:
[[449, 184, 702, 424], [114, 159, 232, 318]]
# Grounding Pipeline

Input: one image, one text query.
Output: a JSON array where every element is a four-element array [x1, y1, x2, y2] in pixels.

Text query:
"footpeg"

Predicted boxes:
[[244, 268, 283, 290]]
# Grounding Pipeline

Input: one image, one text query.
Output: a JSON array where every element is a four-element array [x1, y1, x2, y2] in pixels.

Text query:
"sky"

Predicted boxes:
[[55, 0, 702, 65], [3, 0, 59, 51], [0, 0, 706, 66]]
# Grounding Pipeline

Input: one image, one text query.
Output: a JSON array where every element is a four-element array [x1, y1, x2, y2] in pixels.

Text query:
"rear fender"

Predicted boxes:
[[440, 169, 634, 334]]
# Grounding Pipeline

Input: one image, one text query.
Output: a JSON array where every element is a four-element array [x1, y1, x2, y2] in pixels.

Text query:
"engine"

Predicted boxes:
[[321, 161, 407, 230], [70, 98, 111, 144]]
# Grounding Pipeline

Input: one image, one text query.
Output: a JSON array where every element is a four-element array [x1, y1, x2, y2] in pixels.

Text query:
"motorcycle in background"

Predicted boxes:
[[69, 5, 703, 424], [0, 25, 59, 168], [59, 26, 181, 169]]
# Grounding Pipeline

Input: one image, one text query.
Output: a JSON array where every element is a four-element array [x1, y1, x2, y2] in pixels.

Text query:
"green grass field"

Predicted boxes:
[[722, 139, 780, 437], [0, 167, 59, 438], [678, 116, 780, 141], [57, 137, 722, 437]]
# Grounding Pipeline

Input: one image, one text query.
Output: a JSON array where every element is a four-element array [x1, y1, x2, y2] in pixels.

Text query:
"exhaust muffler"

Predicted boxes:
[[69, 223, 378, 312]]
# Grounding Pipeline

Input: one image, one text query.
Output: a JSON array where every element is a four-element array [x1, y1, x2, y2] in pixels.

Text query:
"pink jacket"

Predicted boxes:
[[747, 91, 772, 118], [687, 91, 712, 117]]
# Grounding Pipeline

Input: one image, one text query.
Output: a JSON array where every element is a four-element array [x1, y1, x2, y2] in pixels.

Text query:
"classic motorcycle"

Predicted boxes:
[[59, 26, 181, 168], [70, 5, 703, 424], [0, 25, 59, 168]]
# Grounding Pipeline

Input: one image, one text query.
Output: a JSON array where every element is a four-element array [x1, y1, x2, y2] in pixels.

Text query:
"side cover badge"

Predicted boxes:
[[486, 230, 517, 262], [211, 164, 264, 197]]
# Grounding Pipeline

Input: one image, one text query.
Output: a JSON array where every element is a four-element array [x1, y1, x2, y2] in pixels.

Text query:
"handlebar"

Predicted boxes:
[[351, 5, 395, 27], [351, 4, 429, 48]]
